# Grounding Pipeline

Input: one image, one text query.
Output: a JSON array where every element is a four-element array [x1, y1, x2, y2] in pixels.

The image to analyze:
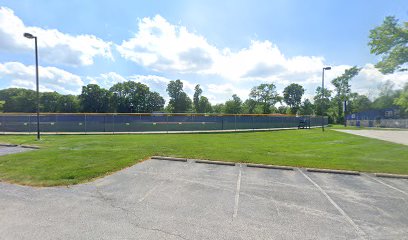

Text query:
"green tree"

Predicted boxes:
[[242, 99, 263, 114], [146, 92, 165, 112], [313, 86, 332, 116], [193, 84, 203, 112], [369, 16, 408, 74], [109, 81, 163, 113], [0, 101, 4, 112], [57, 95, 80, 112], [277, 105, 290, 114], [212, 103, 225, 113], [192, 84, 212, 113], [331, 66, 360, 123], [0, 88, 37, 112], [197, 96, 212, 113], [283, 83, 305, 114], [394, 83, 408, 115], [224, 94, 242, 114], [299, 99, 314, 115], [249, 83, 281, 114], [371, 80, 400, 109], [79, 84, 112, 113], [349, 93, 372, 113], [40, 92, 61, 112], [166, 80, 192, 113]]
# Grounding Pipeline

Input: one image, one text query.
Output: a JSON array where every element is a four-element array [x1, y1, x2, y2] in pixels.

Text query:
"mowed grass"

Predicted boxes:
[[0, 128, 408, 186]]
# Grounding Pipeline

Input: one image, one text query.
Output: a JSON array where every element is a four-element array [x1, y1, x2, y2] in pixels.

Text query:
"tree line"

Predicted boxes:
[[0, 73, 407, 123], [0, 15, 407, 124]]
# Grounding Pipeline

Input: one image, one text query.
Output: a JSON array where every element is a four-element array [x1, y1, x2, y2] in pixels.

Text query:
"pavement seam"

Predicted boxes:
[[94, 186, 190, 240], [298, 169, 368, 239], [363, 173, 408, 197], [138, 181, 166, 202], [233, 164, 242, 219]]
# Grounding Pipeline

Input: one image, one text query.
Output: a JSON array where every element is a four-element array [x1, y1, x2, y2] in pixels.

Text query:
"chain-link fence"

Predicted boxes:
[[347, 119, 408, 128], [0, 113, 328, 134]]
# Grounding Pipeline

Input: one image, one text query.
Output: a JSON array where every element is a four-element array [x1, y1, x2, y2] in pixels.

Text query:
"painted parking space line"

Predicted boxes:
[[299, 169, 367, 239], [138, 181, 166, 202], [137, 159, 191, 203], [363, 173, 408, 197], [233, 164, 242, 219]]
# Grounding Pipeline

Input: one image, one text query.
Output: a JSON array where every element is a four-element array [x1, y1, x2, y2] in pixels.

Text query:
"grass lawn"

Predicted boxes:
[[0, 128, 408, 186]]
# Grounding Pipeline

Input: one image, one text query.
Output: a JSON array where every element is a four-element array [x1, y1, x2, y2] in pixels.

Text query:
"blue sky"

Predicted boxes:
[[0, 0, 407, 103]]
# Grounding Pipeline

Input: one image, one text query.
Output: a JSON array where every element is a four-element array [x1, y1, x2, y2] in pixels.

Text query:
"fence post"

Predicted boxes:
[[28, 114, 31, 134], [234, 115, 237, 131], [113, 114, 115, 135], [84, 114, 87, 134], [1, 114, 4, 134], [55, 114, 58, 134], [166, 114, 169, 134]]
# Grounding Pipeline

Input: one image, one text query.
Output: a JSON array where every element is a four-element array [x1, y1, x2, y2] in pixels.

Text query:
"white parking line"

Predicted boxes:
[[299, 170, 367, 239], [233, 164, 242, 219], [363, 173, 408, 197], [138, 161, 190, 202], [138, 181, 165, 202]]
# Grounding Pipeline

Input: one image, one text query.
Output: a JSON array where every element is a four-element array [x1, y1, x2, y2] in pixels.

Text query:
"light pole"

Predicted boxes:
[[24, 32, 40, 140], [130, 103, 134, 113], [321, 66, 331, 132]]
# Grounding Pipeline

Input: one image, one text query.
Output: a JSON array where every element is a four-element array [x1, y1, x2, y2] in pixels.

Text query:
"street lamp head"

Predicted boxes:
[[323, 67, 332, 70], [24, 32, 35, 39]]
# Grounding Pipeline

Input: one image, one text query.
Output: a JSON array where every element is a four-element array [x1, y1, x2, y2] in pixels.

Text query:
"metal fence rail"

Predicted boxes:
[[0, 113, 328, 134]]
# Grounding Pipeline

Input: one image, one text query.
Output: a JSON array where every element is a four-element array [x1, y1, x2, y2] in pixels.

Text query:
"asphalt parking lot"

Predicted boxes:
[[0, 159, 407, 240]]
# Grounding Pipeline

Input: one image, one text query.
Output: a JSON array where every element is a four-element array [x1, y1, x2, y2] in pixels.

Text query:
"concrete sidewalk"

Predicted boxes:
[[335, 129, 408, 146]]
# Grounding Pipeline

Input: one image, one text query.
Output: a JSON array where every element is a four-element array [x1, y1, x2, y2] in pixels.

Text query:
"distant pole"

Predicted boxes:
[[322, 67, 331, 132], [24, 32, 40, 140], [130, 103, 134, 113], [343, 100, 347, 127]]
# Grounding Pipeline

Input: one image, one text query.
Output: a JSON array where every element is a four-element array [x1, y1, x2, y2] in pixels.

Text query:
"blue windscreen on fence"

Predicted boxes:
[[0, 114, 328, 133]]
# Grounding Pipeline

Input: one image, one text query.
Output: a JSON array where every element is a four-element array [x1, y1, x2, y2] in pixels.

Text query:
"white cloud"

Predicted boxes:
[[206, 83, 251, 104], [352, 64, 408, 98], [0, 61, 83, 94], [0, 7, 113, 67], [86, 72, 128, 89], [116, 15, 327, 83], [117, 15, 218, 73]]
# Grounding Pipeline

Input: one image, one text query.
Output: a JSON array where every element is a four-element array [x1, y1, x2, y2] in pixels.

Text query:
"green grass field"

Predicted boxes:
[[0, 128, 408, 186]]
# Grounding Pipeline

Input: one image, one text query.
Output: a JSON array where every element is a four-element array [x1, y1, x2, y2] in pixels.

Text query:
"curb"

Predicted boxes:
[[0, 144, 18, 147], [306, 168, 360, 176], [374, 173, 408, 179], [151, 156, 188, 162], [20, 145, 40, 149], [246, 163, 294, 171], [195, 159, 236, 166]]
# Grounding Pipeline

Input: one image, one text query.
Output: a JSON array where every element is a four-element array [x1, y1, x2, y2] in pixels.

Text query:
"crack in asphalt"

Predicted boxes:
[[94, 185, 190, 240]]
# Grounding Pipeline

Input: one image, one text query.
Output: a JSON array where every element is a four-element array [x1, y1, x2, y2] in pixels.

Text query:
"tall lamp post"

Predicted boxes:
[[24, 32, 40, 140], [321, 66, 331, 132], [130, 103, 134, 113]]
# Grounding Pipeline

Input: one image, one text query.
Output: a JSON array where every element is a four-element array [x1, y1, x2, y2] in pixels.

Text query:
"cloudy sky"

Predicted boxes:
[[0, 0, 407, 103]]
